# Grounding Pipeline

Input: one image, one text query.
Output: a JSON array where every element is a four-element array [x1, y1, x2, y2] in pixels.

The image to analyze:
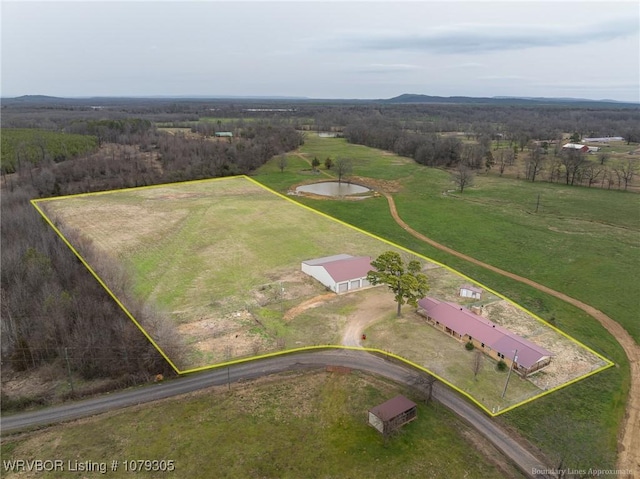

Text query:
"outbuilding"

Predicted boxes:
[[368, 395, 417, 435], [301, 254, 372, 293], [459, 284, 483, 299], [562, 143, 589, 153]]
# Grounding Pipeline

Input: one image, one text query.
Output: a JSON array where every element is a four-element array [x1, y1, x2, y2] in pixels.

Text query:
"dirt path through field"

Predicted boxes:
[[381, 190, 640, 475], [283, 152, 638, 472], [283, 293, 335, 322], [341, 290, 393, 347]]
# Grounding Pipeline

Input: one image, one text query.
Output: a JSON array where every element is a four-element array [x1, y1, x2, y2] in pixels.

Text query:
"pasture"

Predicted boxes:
[[256, 134, 640, 344], [35, 176, 607, 412], [253, 133, 635, 470], [0, 370, 523, 478]]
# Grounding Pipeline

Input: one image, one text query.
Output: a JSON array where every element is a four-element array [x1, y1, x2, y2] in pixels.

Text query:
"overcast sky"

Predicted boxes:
[[2, 1, 639, 101]]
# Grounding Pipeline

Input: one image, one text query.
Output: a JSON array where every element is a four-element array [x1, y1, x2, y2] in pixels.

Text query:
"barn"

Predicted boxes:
[[417, 297, 553, 377], [368, 395, 417, 435], [459, 284, 483, 299], [301, 254, 372, 293], [562, 143, 589, 153]]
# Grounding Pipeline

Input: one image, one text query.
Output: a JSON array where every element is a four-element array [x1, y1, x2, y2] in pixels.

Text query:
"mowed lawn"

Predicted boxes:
[[0, 371, 523, 479]]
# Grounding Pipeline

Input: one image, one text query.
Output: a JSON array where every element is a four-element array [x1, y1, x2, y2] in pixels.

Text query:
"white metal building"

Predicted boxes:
[[301, 254, 372, 293]]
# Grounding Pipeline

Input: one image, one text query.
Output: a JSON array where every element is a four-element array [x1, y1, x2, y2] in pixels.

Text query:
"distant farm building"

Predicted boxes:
[[417, 297, 553, 377], [587, 146, 600, 153], [459, 284, 483, 300], [582, 137, 624, 143], [562, 143, 589, 153], [301, 254, 372, 293], [215, 131, 233, 138], [368, 395, 417, 435]]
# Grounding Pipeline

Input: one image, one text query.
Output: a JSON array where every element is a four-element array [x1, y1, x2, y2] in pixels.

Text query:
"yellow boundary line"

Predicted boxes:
[[30, 200, 181, 374], [32, 175, 614, 416]]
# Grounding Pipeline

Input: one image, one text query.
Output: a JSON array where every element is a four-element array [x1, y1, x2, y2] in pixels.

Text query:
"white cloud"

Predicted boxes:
[[340, 17, 639, 54]]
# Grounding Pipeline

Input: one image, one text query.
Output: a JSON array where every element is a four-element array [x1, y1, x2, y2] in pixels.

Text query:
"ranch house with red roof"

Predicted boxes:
[[301, 254, 372, 294], [417, 297, 553, 377]]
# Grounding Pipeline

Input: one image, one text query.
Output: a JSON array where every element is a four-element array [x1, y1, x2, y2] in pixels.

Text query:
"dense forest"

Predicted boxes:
[[1, 97, 638, 408]]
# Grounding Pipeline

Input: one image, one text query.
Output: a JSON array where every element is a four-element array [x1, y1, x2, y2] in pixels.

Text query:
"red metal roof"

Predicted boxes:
[[316, 256, 372, 283], [418, 297, 553, 369], [369, 395, 417, 421]]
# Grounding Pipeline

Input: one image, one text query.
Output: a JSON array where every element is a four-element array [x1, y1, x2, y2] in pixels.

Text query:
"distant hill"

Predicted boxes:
[[385, 93, 639, 107], [2, 93, 637, 108], [3, 95, 65, 103]]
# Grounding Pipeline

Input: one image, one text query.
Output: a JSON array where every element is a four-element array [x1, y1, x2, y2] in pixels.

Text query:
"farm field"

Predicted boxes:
[[36, 176, 609, 413], [0, 370, 524, 478], [252, 133, 635, 470], [256, 134, 640, 344]]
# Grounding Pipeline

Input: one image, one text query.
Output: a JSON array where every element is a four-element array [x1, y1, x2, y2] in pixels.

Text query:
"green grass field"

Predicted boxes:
[[0, 128, 98, 172], [0, 371, 523, 479], [30, 133, 635, 470], [36, 176, 608, 414], [256, 134, 640, 343], [252, 133, 636, 470]]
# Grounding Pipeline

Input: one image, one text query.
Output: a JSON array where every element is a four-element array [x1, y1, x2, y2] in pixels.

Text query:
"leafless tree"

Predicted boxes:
[[582, 164, 603, 188], [472, 350, 483, 380], [277, 154, 288, 173], [598, 152, 609, 165], [335, 157, 353, 183], [524, 145, 545, 182], [452, 162, 474, 193], [614, 159, 637, 190], [411, 373, 437, 404], [561, 149, 587, 185]]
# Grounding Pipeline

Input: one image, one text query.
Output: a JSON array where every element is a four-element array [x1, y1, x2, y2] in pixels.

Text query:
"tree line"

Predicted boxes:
[[1, 116, 303, 406]]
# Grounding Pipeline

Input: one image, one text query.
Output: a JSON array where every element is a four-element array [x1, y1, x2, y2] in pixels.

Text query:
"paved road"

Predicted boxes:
[[1, 349, 550, 478]]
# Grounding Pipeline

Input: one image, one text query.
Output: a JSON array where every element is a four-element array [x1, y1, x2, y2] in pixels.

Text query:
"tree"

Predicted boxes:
[[334, 157, 353, 183], [452, 162, 474, 193], [311, 157, 320, 171], [582, 164, 603, 188], [324, 157, 333, 170], [524, 145, 545, 182], [598, 152, 609, 165], [366, 251, 429, 317], [614, 159, 637, 190], [410, 374, 437, 404], [561, 149, 586, 185], [277, 154, 288, 173], [471, 350, 483, 380]]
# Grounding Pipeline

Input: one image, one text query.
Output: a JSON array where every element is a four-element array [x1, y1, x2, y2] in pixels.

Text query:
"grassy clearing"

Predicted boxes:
[[256, 134, 640, 343], [36, 175, 601, 412], [0, 128, 98, 171], [0, 371, 523, 478], [252, 133, 633, 469]]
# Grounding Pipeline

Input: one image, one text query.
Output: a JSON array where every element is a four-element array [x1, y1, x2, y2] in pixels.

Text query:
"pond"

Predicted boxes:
[[295, 181, 372, 197]]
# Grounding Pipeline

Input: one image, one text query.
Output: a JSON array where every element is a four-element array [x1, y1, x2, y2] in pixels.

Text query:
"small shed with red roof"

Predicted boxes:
[[368, 395, 417, 435], [301, 254, 372, 293], [417, 297, 553, 377]]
